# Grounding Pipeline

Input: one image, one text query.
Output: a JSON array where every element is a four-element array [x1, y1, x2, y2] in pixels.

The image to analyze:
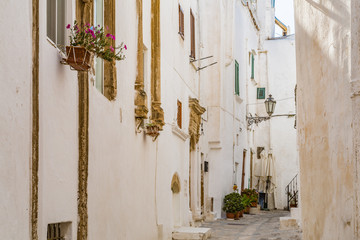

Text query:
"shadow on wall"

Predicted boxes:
[[304, 0, 349, 25], [295, 1, 353, 239]]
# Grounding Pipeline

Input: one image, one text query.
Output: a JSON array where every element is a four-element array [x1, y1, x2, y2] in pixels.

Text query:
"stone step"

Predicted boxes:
[[280, 217, 299, 230], [172, 227, 211, 240], [290, 207, 300, 219]]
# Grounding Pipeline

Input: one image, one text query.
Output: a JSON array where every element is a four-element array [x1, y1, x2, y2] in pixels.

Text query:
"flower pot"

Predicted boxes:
[[65, 46, 92, 71], [146, 125, 160, 137], [226, 212, 235, 219], [239, 210, 244, 218], [244, 207, 251, 214], [251, 202, 257, 207], [234, 211, 241, 220], [290, 203, 297, 208]]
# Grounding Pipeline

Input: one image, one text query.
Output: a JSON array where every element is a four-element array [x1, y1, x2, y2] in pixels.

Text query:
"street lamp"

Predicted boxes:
[[247, 94, 295, 127], [264, 94, 276, 116]]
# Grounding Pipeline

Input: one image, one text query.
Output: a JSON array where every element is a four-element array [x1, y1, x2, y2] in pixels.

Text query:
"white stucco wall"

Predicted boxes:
[[1, 0, 299, 239], [265, 35, 297, 209], [0, 1, 32, 239], [295, 0, 354, 239], [201, 0, 260, 218]]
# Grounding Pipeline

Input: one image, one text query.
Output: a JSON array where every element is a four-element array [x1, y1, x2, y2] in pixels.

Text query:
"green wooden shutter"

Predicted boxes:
[[235, 60, 239, 95], [251, 54, 255, 79]]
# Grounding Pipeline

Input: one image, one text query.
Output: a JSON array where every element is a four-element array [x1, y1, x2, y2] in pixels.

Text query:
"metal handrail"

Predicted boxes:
[[285, 174, 298, 210]]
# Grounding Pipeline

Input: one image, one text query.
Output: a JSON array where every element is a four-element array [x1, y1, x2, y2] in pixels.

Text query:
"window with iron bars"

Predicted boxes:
[[47, 222, 71, 240]]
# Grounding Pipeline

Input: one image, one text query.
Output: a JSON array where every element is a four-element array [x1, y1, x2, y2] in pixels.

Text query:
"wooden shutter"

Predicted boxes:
[[177, 100, 182, 128], [179, 5, 184, 38], [190, 10, 195, 58], [251, 53, 255, 79], [235, 60, 239, 95]]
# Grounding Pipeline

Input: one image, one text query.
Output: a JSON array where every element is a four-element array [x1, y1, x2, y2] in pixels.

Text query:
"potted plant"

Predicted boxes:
[[63, 21, 126, 71], [241, 194, 252, 214], [242, 188, 258, 207], [222, 192, 244, 219], [288, 191, 298, 208]]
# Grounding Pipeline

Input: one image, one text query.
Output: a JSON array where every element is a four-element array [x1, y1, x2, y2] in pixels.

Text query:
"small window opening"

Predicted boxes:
[[47, 222, 72, 240], [94, 0, 104, 94], [179, 5, 185, 39], [47, 0, 66, 50], [190, 9, 195, 58]]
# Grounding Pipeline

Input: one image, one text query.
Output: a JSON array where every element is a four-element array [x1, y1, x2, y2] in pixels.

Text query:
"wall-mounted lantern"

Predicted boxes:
[[247, 94, 295, 127]]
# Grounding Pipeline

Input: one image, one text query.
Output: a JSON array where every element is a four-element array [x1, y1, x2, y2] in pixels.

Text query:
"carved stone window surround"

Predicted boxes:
[[172, 123, 190, 141], [189, 98, 206, 150]]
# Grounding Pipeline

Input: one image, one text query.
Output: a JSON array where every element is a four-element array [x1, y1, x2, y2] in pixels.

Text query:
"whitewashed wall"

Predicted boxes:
[[265, 35, 297, 209], [294, 0, 354, 239], [200, 0, 260, 218], [0, 1, 32, 239]]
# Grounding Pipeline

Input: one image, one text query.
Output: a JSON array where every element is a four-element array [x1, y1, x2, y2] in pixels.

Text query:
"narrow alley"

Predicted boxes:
[[203, 211, 302, 240]]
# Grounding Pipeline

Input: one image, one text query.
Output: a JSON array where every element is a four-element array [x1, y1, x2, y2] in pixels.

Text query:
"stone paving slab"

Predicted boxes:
[[202, 210, 302, 240]]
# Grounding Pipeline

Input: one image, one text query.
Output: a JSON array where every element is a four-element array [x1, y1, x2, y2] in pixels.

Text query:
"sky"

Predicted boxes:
[[274, 0, 295, 36]]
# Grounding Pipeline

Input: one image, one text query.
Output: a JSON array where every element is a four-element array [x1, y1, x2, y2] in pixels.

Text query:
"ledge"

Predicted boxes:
[[235, 95, 243, 104], [172, 124, 189, 141], [209, 141, 222, 149]]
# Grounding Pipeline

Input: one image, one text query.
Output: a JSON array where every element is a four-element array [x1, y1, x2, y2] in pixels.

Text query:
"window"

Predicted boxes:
[[47, 222, 71, 240], [251, 53, 255, 79], [177, 100, 182, 128], [257, 88, 265, 99], [94, 0, 104, 93], [235, 60, 240, 95], [179, 4, 184, 39], [257, 147, 264, 159], [190, 10, 195, 58], [47, 0, 66, 48]]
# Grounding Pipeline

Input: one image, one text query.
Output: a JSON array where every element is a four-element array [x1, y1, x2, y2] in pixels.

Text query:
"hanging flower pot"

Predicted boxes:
[[62, 21, 126, 72], [64, 46, 92, 71]]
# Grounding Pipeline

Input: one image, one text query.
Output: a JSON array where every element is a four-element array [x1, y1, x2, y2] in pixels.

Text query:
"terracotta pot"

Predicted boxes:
[[226, 212, 235, 219], [239, 210, 244, 218], [234, 211, 241, 220], [290, 203, 297, 208], [65, 46, 92, 71], [244, 207, 250, 214]]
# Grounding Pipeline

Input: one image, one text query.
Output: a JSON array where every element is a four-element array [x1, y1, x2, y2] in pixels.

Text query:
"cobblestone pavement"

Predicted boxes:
[[202, 210, 302, 240]]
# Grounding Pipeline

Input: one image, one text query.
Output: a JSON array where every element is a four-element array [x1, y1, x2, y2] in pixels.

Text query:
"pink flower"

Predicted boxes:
[[86, 23, 90, 27], [124, 45, 127, 50], [66, 24, 71, 29], [106, 34, 115, 40], [88, 29, 96, 38], [110, 46, 115, 52]]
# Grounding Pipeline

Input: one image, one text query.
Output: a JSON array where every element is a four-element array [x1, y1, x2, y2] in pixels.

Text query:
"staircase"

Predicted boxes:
[[280, 174, 301, 230], [285, 174, 298, 211]]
